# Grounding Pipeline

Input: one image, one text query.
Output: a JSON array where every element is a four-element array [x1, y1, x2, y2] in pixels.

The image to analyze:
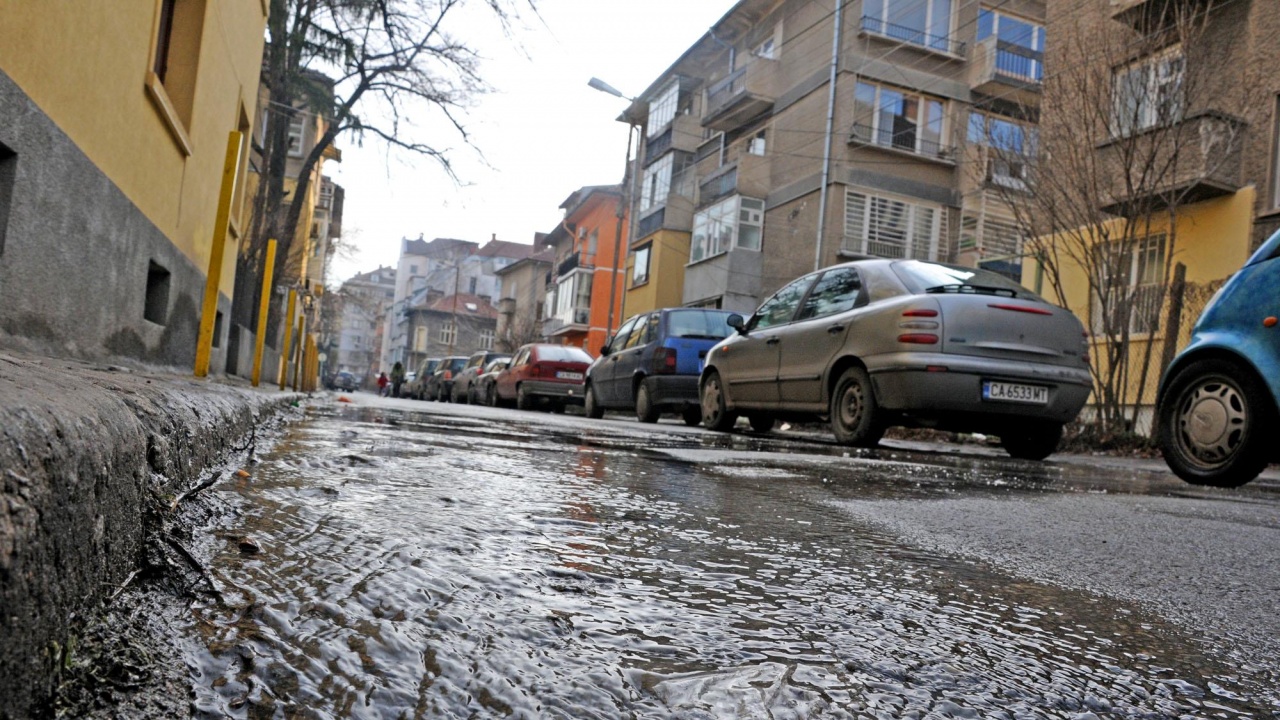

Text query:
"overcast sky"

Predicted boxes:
[[325, 0, 734, 284]]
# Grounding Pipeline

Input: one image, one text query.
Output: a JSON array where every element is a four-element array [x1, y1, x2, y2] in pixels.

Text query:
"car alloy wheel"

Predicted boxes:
[[1158, 358, 1273, 487], [701, 371, 738, 432], [584, 384, 604, 419], [635, 382, 660, 424], [830, 366, 884, 447]]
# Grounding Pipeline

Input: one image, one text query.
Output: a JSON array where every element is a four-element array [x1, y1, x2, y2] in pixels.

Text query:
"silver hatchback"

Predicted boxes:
[[699, 259, 1093, 459]]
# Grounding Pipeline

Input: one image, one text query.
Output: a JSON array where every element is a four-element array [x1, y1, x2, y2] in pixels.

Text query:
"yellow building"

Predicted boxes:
[[623, 229, 690, 316], [0, 0, 267, 369]]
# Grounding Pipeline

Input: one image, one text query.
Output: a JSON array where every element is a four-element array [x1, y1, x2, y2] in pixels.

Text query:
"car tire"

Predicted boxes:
[[584, 384, 604, 419], [1000, 422, 1063, 461], [517, 385, 533, 411], [701, 371, 738, 432], [551, 402, 566, 414], [635, 382, 660, 424], [830, 366, 884, 447], [748, 414, 775, 433], [1157, 358, 1274, 487], [468, 385, 479, 405], [681, 406, 702, 427]]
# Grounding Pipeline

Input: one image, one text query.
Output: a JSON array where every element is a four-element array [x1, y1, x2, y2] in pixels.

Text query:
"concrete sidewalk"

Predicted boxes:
[[0, 350, 300, 719]]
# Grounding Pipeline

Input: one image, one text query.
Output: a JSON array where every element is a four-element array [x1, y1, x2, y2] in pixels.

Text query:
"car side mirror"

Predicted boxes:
[[600, 343, 612, 357], [727, 313, 746, 335]]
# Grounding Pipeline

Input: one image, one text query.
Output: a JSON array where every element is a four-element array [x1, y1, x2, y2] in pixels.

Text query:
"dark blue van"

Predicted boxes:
[[584, 308, 737, 424]]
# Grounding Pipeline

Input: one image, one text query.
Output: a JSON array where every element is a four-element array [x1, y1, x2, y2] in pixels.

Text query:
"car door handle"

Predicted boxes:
[[766, 337, 781, 345], [827, 325, 845, 334]]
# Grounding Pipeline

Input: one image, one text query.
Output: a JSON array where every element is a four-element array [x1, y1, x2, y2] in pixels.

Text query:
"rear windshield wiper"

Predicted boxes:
[[924, 284, 1017, 297]]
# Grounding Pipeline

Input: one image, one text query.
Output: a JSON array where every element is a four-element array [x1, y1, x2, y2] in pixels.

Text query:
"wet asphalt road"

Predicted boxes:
[[184, 392, 1280, 718]]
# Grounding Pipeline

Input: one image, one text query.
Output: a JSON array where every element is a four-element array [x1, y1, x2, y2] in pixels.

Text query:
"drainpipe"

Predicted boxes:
[[813, 0, 843, 272]]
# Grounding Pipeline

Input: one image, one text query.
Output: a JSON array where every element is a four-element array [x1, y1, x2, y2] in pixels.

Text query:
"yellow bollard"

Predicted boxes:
[[279, 289, 297, 391], [250, 239, 278, 387], [292, 313, 307, 392], [307, 334, 318, 391], [194, 131, 245, 377]]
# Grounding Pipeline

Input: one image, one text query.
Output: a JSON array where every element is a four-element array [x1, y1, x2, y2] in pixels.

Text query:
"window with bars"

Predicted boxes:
[[842, 190, 942, 260], [1091, 235, 1166, 335]]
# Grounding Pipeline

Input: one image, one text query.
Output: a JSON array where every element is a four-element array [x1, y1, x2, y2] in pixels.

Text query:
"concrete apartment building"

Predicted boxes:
[[0, 0, 267, 369], [495, 246, 554, 352], [540, 185, 629, 355], [1024, 0, 1280, 428], [333, 265, 396, 385], [618, 0, 1044, 314], [380, 237, 532, 370]]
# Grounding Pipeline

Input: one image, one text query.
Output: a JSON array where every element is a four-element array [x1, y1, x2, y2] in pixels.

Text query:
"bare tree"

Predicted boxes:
[[975, 0, 1255, 436], [235, 0, 534, 339]]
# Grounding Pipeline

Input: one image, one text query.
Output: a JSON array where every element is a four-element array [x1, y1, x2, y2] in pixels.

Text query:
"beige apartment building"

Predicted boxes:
[[619, 0, 1044, 314]]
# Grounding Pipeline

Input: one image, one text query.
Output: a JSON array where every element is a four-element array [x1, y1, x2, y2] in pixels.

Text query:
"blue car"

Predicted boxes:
[[1156, 229, 1280, 486], [584, 308, 737, 424]]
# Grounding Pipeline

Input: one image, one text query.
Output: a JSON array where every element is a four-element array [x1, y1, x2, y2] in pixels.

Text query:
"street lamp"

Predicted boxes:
[[587, 77, 643, 343]]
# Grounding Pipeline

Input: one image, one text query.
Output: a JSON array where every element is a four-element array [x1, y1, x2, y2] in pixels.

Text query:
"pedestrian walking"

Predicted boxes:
[[377, 372, 389, 397], [390, 362, 406, 398]]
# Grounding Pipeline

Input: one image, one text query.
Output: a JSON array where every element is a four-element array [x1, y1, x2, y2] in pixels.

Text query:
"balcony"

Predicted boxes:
[[969, 36, 1041, 106], [848, 123, 955, 164], [1097, 110, 1245, 214], [859, 15, 965, 57], [644, 115, 702, 165], [697, 152, 770, 209], [542, 307, 590, 337], [702, 64, 776, 133], [557, 253, 595, 277]]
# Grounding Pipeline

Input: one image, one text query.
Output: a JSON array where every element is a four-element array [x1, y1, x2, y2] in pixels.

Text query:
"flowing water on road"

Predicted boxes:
[[186, 404, 1280, 718]]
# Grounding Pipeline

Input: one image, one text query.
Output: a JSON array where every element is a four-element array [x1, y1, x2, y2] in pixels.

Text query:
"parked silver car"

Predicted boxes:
[[699, 259, 1093, 459]]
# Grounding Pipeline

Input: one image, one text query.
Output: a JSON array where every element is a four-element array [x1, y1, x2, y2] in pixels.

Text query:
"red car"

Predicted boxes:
[[493, 343, 593, 412]]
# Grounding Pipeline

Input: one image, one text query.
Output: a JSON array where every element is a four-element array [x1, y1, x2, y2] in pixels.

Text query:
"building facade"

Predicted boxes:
[[333, 265, 396, 386], [495, 246, 554, 352], [618, 0, 1044, 314], [0, 0, 267, 368], [540, 186, 629, 356]]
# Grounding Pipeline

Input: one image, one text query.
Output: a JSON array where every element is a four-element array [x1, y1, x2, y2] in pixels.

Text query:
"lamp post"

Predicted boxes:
[[588, 77, 642, 343]]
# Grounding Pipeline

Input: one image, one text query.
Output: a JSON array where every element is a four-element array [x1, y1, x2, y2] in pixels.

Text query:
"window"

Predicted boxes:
[[641, 154, 673, 211], [414, 326, 427, 352], [147, 0, 207, 149], [624, 315, 653, 349], [144, 260, 171, 325], [1091, 235, 1166, 335], [287, 112, 305, 157], [468, 276, 477, 294], [690, 196, 764, 262], [0, 142, 14, 256], [797, 268, 863, 321], [554, 270, 592, 324], [843, 189, 942, 260], [748, 130, 767, 156], [968, 111, 1036, 188], [587, 230, 598, 257], [977, 8, 1045, 81], [853, 81, 947, 158], [755, 36, 777, 60], [648, 79, 680, 138], [751, 276, 813, 330], [610, 316, 639, 351], [632, 244, 652, 286], [438, 321, 456, 346], [863, 0, 955, 53], [1112, 49, 1184, 137], [480, 329, 495, 349]]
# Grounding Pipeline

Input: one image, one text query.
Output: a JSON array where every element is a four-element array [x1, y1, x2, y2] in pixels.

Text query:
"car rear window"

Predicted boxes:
[[666, 310, 735, 340], [446, 357, 467, 371], [537, 346, 592, 363], [891, 260, 1044, 301]]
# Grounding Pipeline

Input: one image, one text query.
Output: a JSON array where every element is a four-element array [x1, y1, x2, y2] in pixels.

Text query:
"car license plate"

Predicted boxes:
[[983, 381, 1048, 404], [556, 371, 583, 380]]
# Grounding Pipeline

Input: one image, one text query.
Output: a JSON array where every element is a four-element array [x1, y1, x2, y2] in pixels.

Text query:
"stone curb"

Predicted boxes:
[[0, 351, 300, 719]]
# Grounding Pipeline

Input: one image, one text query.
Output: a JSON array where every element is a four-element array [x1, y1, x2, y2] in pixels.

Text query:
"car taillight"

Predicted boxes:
[[900, 308, 939, 331], [443, 370, 453, 380], [898, 333, 939, 344], [652, 347, 677, 374], [529, 362, 548, 378]]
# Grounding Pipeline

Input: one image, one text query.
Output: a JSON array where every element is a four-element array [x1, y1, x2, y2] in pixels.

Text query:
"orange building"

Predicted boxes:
[[540, 185, 628, 356]]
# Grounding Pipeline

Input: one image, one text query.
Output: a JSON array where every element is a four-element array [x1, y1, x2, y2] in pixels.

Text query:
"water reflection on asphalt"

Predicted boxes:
[[188, 405, 1280, 718]]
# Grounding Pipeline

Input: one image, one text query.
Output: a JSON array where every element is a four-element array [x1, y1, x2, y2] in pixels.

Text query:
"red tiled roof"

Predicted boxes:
[[426, 293, 499, 318], [476, 240, 536, 260]]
